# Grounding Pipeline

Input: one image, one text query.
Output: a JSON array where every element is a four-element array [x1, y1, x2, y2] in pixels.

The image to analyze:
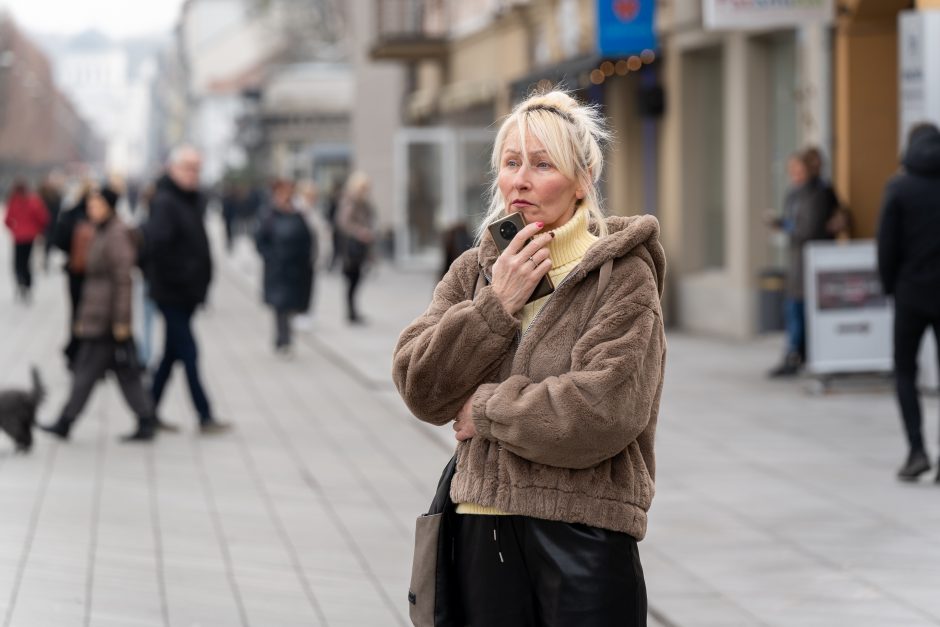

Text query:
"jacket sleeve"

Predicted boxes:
[[392, 254, 520, 426], [877, 179, 902, 296], [470, 260, 666, 470], [109, 226, 136, 330]]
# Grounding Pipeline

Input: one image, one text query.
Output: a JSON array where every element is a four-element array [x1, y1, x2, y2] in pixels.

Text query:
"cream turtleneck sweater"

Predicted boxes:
[[457, 208, 598, 516]]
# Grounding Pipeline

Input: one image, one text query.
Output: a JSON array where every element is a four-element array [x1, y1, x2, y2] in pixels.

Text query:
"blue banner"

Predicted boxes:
[[596, 0, 658, 57]]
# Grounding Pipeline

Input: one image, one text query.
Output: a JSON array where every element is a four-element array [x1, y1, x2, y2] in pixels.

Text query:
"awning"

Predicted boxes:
[[508, 54, 601, 102]]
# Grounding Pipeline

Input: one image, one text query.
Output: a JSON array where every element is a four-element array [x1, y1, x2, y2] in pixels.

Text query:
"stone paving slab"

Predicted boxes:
[[2, 215, 939, 626]]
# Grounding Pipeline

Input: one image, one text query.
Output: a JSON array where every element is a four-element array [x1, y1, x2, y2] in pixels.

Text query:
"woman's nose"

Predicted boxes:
[[514, 165, 532, 190]]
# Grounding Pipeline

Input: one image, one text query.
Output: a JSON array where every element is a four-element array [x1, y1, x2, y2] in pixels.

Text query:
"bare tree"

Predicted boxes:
[[251, 0, 349, 63]]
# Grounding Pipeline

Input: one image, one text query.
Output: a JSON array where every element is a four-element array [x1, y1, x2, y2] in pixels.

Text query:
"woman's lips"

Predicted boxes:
[[511, 200, 533, 207]]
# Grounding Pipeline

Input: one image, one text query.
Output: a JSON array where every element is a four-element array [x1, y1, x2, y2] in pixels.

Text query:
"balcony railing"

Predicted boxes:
[[371, 0, 448, 61]]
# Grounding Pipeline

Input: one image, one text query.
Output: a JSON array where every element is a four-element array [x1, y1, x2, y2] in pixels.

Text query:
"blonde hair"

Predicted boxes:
[[344, 171, 371, 203], [477, 89, 612, 241]]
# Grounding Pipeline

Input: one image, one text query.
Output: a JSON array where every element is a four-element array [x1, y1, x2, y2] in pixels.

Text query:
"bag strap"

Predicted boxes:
[[579, 258, 614, 337]]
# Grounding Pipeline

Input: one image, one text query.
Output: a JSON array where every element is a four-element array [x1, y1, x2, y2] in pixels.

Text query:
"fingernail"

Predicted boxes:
[[535, 221, 544, 228]]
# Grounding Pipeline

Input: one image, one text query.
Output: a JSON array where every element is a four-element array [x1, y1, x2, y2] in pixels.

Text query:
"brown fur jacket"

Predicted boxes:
[[75, 217, 136, 339], [393, 215, 666, 539]]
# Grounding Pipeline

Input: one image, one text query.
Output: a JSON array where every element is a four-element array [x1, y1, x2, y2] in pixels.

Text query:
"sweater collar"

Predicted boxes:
[[547, 208, 596, 269]]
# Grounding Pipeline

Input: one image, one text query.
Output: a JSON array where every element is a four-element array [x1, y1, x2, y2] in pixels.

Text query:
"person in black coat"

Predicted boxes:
[[877, 122, 940, 482], [142, 145, 228, 434], [255, 179, 314, 354]]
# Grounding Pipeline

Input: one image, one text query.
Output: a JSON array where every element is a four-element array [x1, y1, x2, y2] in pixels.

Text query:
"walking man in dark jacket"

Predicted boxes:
[[144, 145, 229, 434], [878, 123, 940, 482]]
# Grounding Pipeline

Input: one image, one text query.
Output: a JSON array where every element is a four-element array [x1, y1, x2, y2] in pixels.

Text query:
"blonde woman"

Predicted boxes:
[[393, 90, 666, 625], [337, 171, 375, 324]]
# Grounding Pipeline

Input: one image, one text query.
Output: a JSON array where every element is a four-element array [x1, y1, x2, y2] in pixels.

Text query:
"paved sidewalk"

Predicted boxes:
[[1, 216, 939, 626]]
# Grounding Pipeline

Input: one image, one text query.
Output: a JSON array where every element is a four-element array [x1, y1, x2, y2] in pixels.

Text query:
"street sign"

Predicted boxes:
[[703, 0, 833, 30]]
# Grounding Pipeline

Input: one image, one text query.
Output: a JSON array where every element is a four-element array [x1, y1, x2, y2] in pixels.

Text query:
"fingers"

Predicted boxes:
[[504, 221, 544, 255], [518, 232, 554, 261], [528, 246, 551, 268]]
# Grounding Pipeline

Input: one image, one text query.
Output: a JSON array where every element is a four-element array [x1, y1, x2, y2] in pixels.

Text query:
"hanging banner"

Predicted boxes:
[[596, 0, 658, 57], [703, 0, 834, 30]]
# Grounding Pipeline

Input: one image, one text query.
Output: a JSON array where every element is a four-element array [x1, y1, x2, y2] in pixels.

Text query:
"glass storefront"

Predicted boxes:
[[395, 127, 494, 263]]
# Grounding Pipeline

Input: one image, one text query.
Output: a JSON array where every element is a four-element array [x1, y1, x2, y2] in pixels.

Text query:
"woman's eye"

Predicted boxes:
[[537, 161, 552, 170], [505, 159, 519, 168]]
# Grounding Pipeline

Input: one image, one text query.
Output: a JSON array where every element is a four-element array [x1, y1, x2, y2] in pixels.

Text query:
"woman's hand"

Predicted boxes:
[[490, 222, 554, 315], [453, 395, 477, 442]]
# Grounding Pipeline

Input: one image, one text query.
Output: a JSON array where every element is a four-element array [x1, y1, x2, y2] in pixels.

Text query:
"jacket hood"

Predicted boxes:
[[478, 214, 666, 297], [903, 127, 940, 177]]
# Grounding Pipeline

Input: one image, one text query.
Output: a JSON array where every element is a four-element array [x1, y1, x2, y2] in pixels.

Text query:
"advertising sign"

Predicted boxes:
[[703, 0, 834, 31], [803, 241, 892, 375], [805, 241, 938, 388], [596, 0, 657, 57]]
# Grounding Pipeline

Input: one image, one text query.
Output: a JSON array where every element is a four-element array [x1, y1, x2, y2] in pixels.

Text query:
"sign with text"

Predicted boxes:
[[596, 0, 658, 56], [703, 0, 834, 30], [803, 241, 892, 375]]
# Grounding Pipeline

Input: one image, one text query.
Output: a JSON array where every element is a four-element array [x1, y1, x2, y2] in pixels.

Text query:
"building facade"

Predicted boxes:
[[0, 13, 99, 186]]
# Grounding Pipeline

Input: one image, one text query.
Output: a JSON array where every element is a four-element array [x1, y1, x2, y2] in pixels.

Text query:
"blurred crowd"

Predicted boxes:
[[3, 145, 378, 443]]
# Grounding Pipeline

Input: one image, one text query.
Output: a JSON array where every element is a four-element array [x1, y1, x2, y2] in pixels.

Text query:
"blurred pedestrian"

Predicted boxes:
[[877, 122, 940, 482], [293, 179, 327, 332], [134, 181, 158, 370], [393, 90, 664, 625], [325, 179, 345, 271], [54, 180, 95, 369], [441, 221, 473, 279], [40, 186, 158, 442], [142, 145, 229, 434], [255, 178, 314, 355], [766, 148, 839, 376], [221, 180, 242, 253], [337, 172, 375, 324], [38, 172, 63, 271], [4, 179, 50, 303]]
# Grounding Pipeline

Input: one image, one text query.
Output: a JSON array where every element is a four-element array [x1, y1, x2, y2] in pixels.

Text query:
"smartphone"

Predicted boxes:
[[487, 212, 554, 303]]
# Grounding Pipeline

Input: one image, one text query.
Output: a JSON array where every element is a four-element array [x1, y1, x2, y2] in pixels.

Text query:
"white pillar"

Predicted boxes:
[[799, 23, 833, 168]]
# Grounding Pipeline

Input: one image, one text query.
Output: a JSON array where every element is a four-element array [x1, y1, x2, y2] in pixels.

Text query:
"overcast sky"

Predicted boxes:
[[0, 0, 187, 38]]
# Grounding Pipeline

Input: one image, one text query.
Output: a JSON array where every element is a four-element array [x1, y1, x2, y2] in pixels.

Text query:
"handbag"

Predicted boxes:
[[408, 454, 460, 627], [112, 337, 140, 371], [68, 220, 95, 274]]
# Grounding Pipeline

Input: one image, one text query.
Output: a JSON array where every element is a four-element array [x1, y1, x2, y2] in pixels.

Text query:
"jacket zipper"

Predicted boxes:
[[520, 266, 580, 339]]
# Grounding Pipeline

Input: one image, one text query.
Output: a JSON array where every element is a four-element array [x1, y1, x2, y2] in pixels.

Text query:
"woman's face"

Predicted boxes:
[[497, 126, 581, 233], [87, 192, 111, 224], [273, 184, 295, 211], [787, 157, 808, 186]]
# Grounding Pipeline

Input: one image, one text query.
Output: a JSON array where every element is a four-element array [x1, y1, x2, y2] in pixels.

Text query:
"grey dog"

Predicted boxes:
[[0, 368, 45, 453]]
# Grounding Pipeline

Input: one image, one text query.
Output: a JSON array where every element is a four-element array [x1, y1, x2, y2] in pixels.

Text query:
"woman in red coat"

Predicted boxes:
[[4, 179, 50, 302]]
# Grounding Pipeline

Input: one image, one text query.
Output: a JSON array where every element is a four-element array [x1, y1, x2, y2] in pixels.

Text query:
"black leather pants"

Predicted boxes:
[[455, 514, 647, 627]]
